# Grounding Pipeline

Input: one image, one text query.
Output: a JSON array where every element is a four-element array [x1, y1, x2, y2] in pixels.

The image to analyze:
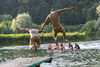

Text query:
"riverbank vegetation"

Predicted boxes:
[[0, 0, 100, 46], [0, 32, 87, 45]]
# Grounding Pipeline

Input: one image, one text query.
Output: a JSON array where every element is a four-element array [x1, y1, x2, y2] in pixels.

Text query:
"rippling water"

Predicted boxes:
[[0, 40, 100, 67]]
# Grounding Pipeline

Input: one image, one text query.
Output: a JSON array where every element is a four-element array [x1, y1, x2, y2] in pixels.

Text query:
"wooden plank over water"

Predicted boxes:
[[24, 57, 53, 67], [0, 57, 53, 67]]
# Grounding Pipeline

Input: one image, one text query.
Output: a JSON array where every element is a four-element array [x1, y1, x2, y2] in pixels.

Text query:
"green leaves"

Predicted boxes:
[[82, 20, 96, 35], [94, 16, 100, 37], [96, 5, 100, 15], [11, 13, 32, 31]]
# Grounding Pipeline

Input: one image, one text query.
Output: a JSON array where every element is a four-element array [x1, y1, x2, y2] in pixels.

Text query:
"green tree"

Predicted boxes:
[[94, 17, 100, 37], [44, 23, 52, 32], [32, 23, 41, 29], [94, 17, 100, 30], [94, 4, 100, 37], [96, 5, 100, 15], [87, 3, 98, 20], [0, 20, 12, 34], [96, 28, 100, 37], [0, 14, 12, 22], [81, 20, 96, 35], [11, 13, 32, 31], [0, 0, 100, 25]]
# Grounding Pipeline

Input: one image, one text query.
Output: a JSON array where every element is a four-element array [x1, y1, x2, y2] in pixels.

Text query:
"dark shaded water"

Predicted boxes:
[[0, 40, 100, 67]]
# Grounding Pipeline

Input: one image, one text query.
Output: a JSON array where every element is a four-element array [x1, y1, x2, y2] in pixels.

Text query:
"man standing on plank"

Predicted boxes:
[[16, 28, 45, 52], [40, 7, 76, 44]]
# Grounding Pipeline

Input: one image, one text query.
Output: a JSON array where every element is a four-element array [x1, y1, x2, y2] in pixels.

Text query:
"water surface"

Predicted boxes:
[[0, 40, 100, 67]]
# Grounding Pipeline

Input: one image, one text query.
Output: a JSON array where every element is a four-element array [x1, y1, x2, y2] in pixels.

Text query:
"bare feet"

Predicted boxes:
[[64, 39, 68, 43], [29, 45, 33, 50], [64, 40, 67, 43]]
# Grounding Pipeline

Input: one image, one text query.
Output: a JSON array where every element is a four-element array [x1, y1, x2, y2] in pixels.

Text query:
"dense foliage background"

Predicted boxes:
[[0, 0, 99, 24], [0, 0, 100, 37]]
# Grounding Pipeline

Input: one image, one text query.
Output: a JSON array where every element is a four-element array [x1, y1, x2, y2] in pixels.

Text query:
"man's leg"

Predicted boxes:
[[62, 28, 66, 43], [37, 42, 40, 48], [33, 43, 37, 52], [36, 38, 41, 48], [29, 38, 33, 50], [53, 31, 58, 44]]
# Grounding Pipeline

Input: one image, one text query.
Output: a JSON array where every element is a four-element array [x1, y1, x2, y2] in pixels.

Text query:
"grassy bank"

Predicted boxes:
[[0, 32, 90, 45]]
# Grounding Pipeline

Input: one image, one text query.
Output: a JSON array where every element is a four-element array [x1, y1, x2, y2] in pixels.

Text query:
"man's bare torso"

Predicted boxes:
[[48, 11, 62, 31]]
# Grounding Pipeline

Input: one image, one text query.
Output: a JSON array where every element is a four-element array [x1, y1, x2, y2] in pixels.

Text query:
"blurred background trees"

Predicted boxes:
[[0, 0, 100, 36]]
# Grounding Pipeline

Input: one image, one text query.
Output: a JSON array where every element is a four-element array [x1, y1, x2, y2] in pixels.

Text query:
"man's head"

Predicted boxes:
[[49, 43, 51, 46], [61, 43, 63, 46], [75, 43, 77, 45], [69, 43, 71, 45], [50, 9, 54, 12], [56, 43, 59, 46]]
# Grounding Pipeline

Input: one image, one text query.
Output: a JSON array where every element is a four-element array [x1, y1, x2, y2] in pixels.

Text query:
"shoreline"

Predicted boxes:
[[0, 40, 100, 50]]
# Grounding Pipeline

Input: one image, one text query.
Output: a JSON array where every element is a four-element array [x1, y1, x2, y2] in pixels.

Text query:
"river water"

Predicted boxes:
[[0, 40, 100, 67]]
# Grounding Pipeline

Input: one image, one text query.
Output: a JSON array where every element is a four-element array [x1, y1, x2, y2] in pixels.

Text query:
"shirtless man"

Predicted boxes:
[[60, 43, 65, 52], [16, 28, 44, 52], [54, 43, 59, 52], [48, 43, 52, 51], [47, 43, 53, 56], [40, 7, 76, 44]]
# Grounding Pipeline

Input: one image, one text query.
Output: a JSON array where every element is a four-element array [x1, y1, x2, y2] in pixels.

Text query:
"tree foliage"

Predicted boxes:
[[94, 16, 100, 37], [0, 14, 12, 22], [11, 13, 32, 31], [81, 20, 96, 35], [0, 0, 100, 34], [96, 28, 100, 37], [96, 5, 100, 15], [93, 5, 100, 37], [0, 20, 12, 34], [87, 3, 98, 20], [0, 0, 99, 25]]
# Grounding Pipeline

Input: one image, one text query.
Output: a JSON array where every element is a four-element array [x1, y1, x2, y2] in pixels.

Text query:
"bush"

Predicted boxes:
[[0, 14, 12, 22], [11, 13, 32, 31], [0, 20, 12, 34], [0, 32, 86, 45], [81, 20, 96, 35]]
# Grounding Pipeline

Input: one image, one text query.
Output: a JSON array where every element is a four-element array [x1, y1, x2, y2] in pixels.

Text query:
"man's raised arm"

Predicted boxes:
[[16, 28, 29, 31], [56, 7, 76, 14], [41, 15, 49, 31]]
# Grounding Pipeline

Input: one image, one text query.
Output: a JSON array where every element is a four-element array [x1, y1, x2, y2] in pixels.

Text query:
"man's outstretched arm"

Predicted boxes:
[[38, 30, 45, 35], [56, 7, 76, 14], [16, 28, 29, 31], [38, 30, 45, 33], [41, 16, 49, 31]]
